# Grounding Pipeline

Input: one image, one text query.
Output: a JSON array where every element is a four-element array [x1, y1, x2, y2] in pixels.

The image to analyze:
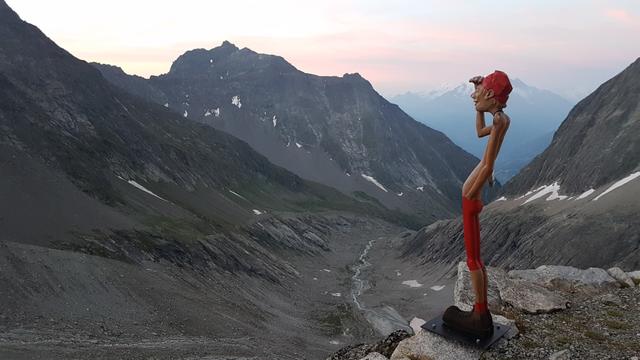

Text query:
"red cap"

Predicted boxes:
[[482, 70, 512, 105]]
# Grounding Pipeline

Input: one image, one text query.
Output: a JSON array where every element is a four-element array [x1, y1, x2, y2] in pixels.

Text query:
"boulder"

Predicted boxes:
[[508, 265, 619, 292], [498, 278, 568, 313], [607, 267, 635, 287], [389, 316, 516, 360], [389, 328, 483, 360], [627, 270, 640, 285], [454, 262, 507, 311]]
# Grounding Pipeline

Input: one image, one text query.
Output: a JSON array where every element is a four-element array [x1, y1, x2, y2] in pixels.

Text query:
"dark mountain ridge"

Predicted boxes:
[[93, 41, 498, 221]]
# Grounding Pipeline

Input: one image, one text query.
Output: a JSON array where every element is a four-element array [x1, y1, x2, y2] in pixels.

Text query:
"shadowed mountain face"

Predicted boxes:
[[0, 2, 428, 357], [0, 0, 424, 232], [93, 42, 494, 221], [501, 58, 640, 196], [391, 79, 574, 183]]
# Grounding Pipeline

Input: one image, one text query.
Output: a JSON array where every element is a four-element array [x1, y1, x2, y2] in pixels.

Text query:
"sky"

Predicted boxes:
[[7, 0, 640, 100]]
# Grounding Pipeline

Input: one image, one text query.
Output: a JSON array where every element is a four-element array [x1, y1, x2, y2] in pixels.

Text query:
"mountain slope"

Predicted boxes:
[[391, 80, 574, 183], [501, 58, 640, 196], [0, 2, 424, 358], [93, 42, 493, 220]]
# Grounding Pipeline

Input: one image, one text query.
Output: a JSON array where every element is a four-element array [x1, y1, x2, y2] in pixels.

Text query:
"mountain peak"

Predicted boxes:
[[343, 72, 362, 78], [219, 40, 238, 51]]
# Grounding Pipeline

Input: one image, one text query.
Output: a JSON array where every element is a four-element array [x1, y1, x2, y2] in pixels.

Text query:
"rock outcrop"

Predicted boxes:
[[330, 262, 640, 360], [508, 265, 620, 292]]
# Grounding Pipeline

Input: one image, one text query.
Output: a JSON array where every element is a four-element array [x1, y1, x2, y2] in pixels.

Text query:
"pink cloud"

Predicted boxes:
[[605, 8, 636, 25]]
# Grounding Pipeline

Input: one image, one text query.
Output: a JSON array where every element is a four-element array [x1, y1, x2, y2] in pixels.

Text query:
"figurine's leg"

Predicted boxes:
[[462, 195, 488, 314]]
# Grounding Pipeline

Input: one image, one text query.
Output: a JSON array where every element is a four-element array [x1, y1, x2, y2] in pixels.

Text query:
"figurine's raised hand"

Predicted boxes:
[[469, 75, 484, 88]]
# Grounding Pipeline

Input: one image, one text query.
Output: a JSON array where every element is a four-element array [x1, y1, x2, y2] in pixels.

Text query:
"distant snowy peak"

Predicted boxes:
[[419, 78, 567, 103], [451, 82, 476, 97]]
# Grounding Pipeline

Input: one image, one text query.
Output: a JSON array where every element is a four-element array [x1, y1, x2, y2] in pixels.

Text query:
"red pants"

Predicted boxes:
[[463, 195, 484, 271]]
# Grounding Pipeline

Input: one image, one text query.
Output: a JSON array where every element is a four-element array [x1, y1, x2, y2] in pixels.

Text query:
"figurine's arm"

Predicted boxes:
[[464, 117, 505, 198], [476, 111, 492, 138]]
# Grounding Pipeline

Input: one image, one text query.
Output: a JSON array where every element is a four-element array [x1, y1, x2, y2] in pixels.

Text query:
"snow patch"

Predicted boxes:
[[322, 269, 331, 272], [593, 171, 640, 201], [252, 209, 263, 215], [416, 186, 424, 192], [521, 182, 566, 204], [396, 270, 402, 277], [430, 285, 446, 291], [117, 176, 166, 201], [204, 108, 220, 117], [183, 110, 188, 117], [295, 142, 302, 148], [231, 95, 242, 108], [517, 185, 547, 200], [402, 280, 423, 288], [330, 292, 341, 297], [228, 189, 247, 200], [163, 103, 169, 108], [397, 192, 404, 197], [495, 196, 507, 201], [361, 174, 388, 192], [576, 188, 595, 200], [272, 115, 277, 127]]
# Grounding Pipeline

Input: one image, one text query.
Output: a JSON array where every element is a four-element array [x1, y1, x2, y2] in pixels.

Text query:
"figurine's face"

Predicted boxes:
[[471, 84, 495, 112]]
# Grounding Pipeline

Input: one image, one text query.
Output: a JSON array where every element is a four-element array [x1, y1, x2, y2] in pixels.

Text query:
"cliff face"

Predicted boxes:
[[94, 42, 495, 221]]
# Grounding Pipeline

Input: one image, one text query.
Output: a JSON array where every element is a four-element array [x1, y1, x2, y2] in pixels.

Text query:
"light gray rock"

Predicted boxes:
[[454, 261, 507, 311], [388, 315, 517, 359], [548, 349, 571, 360], [409, 317, 426, 335], [508, 265, 619, 292], [389, 328, 483, 360], [498, 278, 568, 313], [607, 267, 635, 287], [625, 270, 640, 285], [360, 352, 388, 360]]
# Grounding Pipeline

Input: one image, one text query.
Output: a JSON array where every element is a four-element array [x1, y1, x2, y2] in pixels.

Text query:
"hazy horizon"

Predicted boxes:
[[7, 0, 639, 101]]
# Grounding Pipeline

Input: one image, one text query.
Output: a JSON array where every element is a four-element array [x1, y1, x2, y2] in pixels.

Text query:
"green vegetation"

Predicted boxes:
[[604, 319, 632, 330], [584, 330, 607, 341]]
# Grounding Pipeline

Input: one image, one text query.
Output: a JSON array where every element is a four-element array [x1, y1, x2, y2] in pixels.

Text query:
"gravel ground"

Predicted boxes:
[[483, 285, 640, 360]]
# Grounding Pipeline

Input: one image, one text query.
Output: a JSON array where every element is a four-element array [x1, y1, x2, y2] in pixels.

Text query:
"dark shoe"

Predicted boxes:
[[442, 305, 471, 325], [442, 306, 494, 339]]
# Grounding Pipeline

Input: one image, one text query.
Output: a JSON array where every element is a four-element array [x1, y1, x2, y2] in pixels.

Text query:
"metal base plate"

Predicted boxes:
[[421, 313, 510, 350]]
